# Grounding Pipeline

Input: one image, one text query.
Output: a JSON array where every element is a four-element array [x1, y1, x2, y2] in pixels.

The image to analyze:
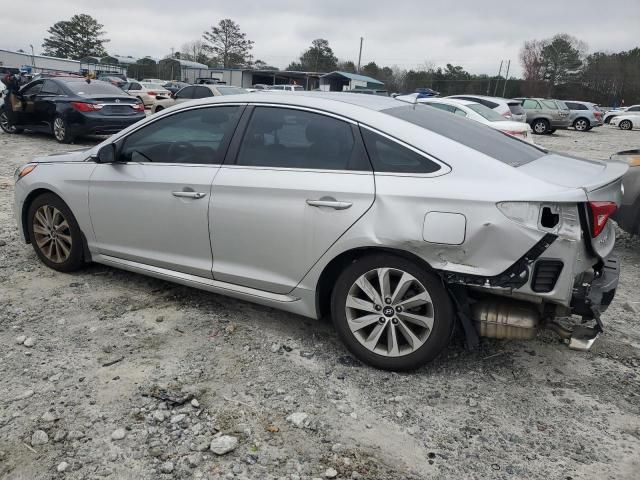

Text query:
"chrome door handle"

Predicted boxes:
[[306, 199, 353, 210], [172, 191, 207, 199]]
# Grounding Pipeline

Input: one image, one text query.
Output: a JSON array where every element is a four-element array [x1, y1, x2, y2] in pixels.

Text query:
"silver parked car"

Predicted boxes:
[[515, 97, 571, 134], [563, 100, 603, 131], [13, 93, 626, 370]]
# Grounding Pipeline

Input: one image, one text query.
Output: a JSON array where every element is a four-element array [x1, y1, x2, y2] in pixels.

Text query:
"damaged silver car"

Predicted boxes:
[[13, 93, 626, 370]]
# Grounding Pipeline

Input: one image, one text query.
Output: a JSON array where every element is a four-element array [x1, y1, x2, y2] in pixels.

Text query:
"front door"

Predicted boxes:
[[210, 106, 375, 294], [89, 104, 244, 277]]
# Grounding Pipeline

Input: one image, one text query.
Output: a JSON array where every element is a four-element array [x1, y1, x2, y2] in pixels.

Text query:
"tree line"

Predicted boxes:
[[39, 14, 639, 102]]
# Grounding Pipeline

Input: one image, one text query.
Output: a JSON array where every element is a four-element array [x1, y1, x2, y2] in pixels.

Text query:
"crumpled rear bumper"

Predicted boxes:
[[571, 255, 619, 320]]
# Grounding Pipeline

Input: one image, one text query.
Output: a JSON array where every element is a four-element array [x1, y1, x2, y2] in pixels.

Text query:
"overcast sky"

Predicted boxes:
[[1, 0, 639, 76]]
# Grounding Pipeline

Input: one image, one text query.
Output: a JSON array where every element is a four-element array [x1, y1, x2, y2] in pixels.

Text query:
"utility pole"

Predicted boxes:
[[29, 44, 35, 69], [501, 60, 511, 97], [493, 60, 503, 96], [357, 37, 363, 73]]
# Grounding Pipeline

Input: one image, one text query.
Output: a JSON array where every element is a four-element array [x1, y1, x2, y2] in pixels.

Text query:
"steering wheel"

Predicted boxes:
[[167, 141, 196, 163]]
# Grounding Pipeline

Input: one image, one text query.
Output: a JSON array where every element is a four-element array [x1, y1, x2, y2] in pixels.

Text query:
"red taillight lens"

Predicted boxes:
[[148, 91, 157, 96], [71, 102, 102, 112], [594, 111, 602, 119], [588, 201, 617, 237], [132, 102, 144, 112]]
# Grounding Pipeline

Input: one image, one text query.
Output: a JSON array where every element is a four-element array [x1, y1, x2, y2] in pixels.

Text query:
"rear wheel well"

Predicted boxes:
[[315, 247, 434, 320]]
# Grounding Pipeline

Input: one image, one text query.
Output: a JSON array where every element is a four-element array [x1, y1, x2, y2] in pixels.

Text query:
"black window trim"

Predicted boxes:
[[112, 103, 247, 167], [224, 103, 373, 174], [358, 124, 451, 177]]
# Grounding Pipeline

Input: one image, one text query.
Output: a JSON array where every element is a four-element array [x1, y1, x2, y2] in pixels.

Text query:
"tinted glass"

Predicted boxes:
[[361, 129, 440, 174], [541, 100, 559, 109], [478, 98, 499, 109], [454, 108, 467, 117], [120, 106, 242, 164], [628, 106, 640, 111], [382, 104, 546, 167], [176, 86, 195, 99], [427, 102, 456, 113], [142, 83, 165, 90], [236, 107, 363, 170], [192, 86, 213, 98], [22, 82, 42, 95], [64, 80, 125, 96], [130, 83, 142, 90], [468, 104, 505, 121], [508, 103, 525, 115], [41, 80, 62, 95], [522, 99, 540, 109]]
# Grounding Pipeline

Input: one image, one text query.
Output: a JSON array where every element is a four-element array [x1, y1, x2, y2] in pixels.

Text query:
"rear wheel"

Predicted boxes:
[[532, 119, 549, 135], [574, 118, 589, 131], [53, 115, 74, 143], [27, 193, 85, 272], [619, 120, 633, 130], [331, 254, 454, 370]]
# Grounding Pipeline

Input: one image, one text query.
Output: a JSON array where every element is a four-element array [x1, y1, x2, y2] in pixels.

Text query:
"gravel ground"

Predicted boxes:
[[1, 126, 639, 480]]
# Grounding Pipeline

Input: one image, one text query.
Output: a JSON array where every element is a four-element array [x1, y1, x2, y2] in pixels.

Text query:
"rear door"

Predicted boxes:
[[33, 80, 63, 127], [89, 104, 244, 277], [210, 105, 375, 294]]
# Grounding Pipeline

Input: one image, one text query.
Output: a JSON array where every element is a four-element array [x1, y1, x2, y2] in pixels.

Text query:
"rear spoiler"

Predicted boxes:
[[584, 160, 627, 204]]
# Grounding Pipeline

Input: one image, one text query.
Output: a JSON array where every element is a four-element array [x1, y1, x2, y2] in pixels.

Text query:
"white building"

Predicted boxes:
[[0, 48, 80, 74]]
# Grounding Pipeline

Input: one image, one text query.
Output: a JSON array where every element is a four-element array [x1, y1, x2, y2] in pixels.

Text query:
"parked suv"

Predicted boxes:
[[447, 95, 526, 122], [515, 98, 571, 134], [563, 101, 603, 131]]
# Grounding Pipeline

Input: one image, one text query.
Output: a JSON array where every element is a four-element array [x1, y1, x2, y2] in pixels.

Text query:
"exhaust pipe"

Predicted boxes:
[[472, 300, 539, 340]]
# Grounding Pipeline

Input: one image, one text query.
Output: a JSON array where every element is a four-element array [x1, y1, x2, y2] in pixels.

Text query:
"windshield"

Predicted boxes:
[[216, 87, 248, 95], [467, 103, 506, 122], [64, 80, 126, 96], [382, 105, 546, 167]]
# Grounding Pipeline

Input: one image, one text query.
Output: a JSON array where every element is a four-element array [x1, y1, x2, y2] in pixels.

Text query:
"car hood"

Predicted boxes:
[[31, 148, 91, 164]]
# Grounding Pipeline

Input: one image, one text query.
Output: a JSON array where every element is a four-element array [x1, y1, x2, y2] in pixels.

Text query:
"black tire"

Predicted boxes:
[[573, 117, 590, 132], [548, 128, 556, 134], [619, 120, 633, 131], [27, 193, 85, 272], [331, 254, 454, 371], [0, 107, 24, 134], [604, 116, 613, 124], [155, 106, 164, 112], [531, 119, 549, 135], [53, 115, 74, 143]]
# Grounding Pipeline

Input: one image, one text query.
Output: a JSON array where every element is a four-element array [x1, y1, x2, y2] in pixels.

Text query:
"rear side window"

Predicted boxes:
[[361, 128, 440, 174], [41, 80, 62, 95], [541, 100, 559, 109], [192, 86, 212, 98], [508, 103, 525, 115], [235, 107, 368, 171], [522, 99, 540, 109], [382, 105, 546, 167], [477, 98, 499, 109]]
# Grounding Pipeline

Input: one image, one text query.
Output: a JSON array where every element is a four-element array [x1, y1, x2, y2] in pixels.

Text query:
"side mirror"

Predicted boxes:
[[93, 144, 117, 163]]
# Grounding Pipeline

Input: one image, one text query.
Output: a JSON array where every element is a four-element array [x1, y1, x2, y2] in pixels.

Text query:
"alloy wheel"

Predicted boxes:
[[620, 120, 632, 130], [32, 205, 73, 263], [533, 120, 547, 134], [53, 117, 66, 141], [0, 111, 16, 133], [575, 119, 588, 131], [345, 268, 434, 357]]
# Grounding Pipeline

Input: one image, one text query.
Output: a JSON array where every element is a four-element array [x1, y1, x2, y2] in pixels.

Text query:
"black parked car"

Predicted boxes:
[[0, 77, 145, 143], [162, 81, 190, 94]]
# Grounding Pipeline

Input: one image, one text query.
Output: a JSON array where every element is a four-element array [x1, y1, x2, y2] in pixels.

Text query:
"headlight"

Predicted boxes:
[[14, 164, 37, 182]]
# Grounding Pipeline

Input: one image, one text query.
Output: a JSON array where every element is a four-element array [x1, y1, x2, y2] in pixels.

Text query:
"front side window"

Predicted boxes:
[[41, 80, 62, 95], [361, 129, 440, 174], [541, 100, 559, 109], [176, 86, 195, 99], [120, 106, 243, 164], [21, 82, 43, 95], [192, 86, 213, 99], [235, 107, 365, 170]]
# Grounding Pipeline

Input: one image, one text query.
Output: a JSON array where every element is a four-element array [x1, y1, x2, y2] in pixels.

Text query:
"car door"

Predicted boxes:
[[88, 104, 244, 277], [33, 80, 63, 127], [210, 105, 375, 294], [17, 81, 43, 126]]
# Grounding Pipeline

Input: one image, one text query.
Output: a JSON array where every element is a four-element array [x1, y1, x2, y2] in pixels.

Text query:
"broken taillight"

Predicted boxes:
[[588, 201, 617, 237]]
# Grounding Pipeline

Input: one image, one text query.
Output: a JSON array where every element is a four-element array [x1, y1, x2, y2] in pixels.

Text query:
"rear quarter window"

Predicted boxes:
[[382, 105, 546, 167]]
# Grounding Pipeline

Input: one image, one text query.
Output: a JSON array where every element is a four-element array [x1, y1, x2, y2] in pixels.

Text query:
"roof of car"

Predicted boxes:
[[420, 98, 477, 106]]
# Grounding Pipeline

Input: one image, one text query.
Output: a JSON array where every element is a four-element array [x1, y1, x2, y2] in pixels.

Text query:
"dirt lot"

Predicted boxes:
[[1, 126, 639, 480]]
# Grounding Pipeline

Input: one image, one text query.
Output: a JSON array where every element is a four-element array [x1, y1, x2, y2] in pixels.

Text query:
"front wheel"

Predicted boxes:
[[27, 193, 85, 272], [619, 120, 633, 130], [53, 115, 74, 143], [331, 254, 454, 370]]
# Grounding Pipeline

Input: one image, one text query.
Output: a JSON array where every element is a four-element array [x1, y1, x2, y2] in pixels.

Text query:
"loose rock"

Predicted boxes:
[[57, 462, 69, 473], [160, 461, 174, 473], [286, 412, 309, 428], [210, 435, 239, 455], [23, 337, 36, 348], [325, 468, 338, 478], [15, 335, 26, 345], [111, 428, 126, 440], [31, 430, 49, 446]]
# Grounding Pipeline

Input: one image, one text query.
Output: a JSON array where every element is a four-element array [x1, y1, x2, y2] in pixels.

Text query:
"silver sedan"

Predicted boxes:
[[13, 93, 626, 370]]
